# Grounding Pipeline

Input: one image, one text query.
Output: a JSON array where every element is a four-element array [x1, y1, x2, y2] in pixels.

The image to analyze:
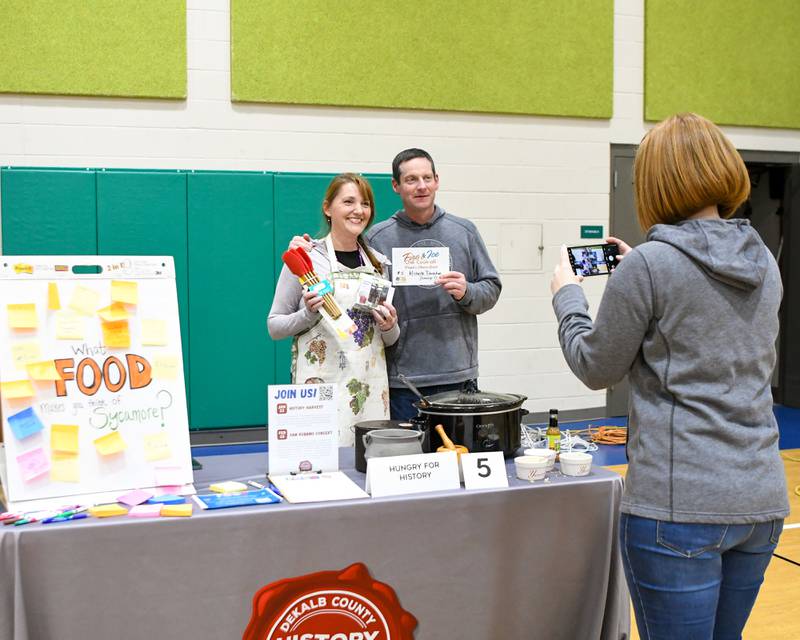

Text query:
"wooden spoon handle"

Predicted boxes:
[[435, 424, 456, 450]]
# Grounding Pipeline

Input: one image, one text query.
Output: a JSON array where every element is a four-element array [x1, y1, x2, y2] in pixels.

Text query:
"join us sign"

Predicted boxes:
[[0, 256, 192, 507]]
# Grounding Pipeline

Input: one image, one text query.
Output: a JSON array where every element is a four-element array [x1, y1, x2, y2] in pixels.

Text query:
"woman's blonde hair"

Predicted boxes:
[[321, 173, 382, 272], [634, 112, 750, 231]]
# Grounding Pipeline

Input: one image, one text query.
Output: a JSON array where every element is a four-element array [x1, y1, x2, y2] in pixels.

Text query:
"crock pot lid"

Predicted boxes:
[[422, 389, 523, 410]]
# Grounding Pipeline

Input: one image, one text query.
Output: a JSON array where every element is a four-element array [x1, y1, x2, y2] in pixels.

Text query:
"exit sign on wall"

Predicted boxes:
[[581, 225, 603, 239]]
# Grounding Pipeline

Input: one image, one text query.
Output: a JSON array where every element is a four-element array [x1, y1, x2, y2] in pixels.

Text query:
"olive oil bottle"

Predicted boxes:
[[547, 408, 560, 453]]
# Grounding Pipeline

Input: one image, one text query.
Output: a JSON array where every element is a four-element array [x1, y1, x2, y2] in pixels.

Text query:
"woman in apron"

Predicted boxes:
[[268, 174, 398, 445]]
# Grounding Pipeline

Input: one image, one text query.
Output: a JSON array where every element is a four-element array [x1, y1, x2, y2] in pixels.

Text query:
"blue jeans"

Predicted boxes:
[[389, 380, 476, 421], [620, 513, 784, 640]]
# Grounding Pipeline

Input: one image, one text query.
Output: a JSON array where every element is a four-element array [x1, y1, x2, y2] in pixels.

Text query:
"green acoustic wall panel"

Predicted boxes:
[[231, 0, 613, 118], [95, 171, 190, 409], [0, 0, 186, 99], [1, 168, 97, 255], [645, 0, 800, 129], [187, 172, 275, 429], [272, 173, 400, 384]]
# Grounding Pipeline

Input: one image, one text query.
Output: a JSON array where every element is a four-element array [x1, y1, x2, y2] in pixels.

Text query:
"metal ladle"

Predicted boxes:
[[398, 374, 432, 408]]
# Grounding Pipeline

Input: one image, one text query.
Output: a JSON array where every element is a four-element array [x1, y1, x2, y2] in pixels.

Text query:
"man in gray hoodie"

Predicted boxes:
[[366, 149, 502, 419]]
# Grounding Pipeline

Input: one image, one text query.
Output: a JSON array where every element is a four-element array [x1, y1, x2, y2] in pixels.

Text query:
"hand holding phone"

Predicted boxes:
[[566, 243, 620, 277]]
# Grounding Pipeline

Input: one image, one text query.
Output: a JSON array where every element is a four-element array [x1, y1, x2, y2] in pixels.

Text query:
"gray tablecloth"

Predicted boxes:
[[0, 450, 629, 640]]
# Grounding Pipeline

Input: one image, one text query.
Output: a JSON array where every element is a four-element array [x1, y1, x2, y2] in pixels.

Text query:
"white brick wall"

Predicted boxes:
[[2, 0, 800, 412]]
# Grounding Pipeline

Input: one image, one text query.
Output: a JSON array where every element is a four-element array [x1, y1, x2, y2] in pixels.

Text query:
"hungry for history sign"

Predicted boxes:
[[0, 256, 192, 506]]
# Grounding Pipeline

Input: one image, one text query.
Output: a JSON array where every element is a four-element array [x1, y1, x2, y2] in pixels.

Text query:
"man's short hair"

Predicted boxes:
[[634, 112, 749, 231], [392, 148, 437, 182]]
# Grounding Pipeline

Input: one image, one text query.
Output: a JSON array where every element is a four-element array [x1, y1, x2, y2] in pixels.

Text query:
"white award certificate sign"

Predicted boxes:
[[366, 452, 460, 498], [391, 247, 450, 286], [461, 452, 509, 490], [267, 384, 338, 475]]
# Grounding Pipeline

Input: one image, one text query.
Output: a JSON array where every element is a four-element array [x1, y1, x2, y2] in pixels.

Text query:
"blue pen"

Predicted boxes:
[[44, 513, 88, 524]]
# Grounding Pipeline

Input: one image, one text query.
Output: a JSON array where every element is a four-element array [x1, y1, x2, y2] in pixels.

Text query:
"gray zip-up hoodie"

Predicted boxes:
[[553, 218, 789, 523], [365, 206, 501, 387]]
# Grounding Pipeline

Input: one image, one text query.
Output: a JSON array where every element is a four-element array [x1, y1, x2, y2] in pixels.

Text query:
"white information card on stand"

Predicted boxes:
[[267, 383, 338, 474], [267, 383, 368, 503], [0, 256, 193, 510]]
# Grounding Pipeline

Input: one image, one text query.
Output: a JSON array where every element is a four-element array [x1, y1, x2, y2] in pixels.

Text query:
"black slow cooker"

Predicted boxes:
[[414, 389, 527, 457]]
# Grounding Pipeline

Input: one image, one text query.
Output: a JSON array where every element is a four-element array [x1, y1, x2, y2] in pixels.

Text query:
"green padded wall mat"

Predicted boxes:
[[95, 171, 191, 404], [1, 168, 97, 255], [645, 0, 800, 129], [272, 173, 400, 385], [231, 0, 613, 118], [1, 168, 399, 429], [187, 172, 275, 429], [0, 0, 186, 99]]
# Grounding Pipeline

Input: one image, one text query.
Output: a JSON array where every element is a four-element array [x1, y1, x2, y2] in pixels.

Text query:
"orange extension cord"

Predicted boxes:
[[567, 425, 628, 446], [587, 425, 628, 446]]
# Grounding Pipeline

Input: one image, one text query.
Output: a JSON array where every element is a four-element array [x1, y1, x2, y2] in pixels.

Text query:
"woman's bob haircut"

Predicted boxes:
[[634, 112, 750, 232]]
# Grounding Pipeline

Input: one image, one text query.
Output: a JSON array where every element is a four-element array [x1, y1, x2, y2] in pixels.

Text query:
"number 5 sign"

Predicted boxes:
[[461, 452, 509, 490]]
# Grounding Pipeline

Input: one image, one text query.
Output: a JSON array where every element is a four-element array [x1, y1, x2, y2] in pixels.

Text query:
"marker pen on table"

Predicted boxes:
[[43, 513, 88, 524]]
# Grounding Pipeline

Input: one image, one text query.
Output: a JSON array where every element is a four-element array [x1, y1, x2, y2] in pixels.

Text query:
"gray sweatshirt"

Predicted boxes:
[[553, 218, 789, 524], [365, 206, 501, 387]]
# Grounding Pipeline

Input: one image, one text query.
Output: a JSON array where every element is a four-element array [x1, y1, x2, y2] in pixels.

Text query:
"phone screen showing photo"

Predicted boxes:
[[567, 244, 619, 277]]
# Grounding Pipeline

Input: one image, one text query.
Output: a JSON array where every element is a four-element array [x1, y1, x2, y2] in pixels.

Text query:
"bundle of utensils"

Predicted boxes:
[[282, 246, 342, 319]]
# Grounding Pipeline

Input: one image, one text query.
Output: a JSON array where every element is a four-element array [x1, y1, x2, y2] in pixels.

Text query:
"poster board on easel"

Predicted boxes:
[[0, 256, 193, 510]]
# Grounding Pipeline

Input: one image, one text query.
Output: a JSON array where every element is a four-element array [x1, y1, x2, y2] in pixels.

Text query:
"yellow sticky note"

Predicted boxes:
[[101, 320, 131, 349], [209, 481, 248, 493], [141, 319, 167, 346], [11, 340, 42, 370], [50, 452, 80, 483], [0, 379, 35, 399], [55, 310, 86, 340], [93, 431, 127, 456], [111, 280, 138, 305], [48, 283, 61, 310], [26, 360, 63, 381], [68, 285, 100, 316], [152, 354, 179, 380], [89, 504, 129, 518], [143, 432, 172, 462], [161, 503, 192, 517], [97, 302, 130, 322], [7, 303, 38, 330], [51, 423, 80, 453]]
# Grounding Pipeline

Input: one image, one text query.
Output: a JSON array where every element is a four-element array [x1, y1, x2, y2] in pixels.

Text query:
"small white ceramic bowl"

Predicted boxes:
[[514, 455, 550, 482], [559, 451, 593, 476], [523, 447, 556, 471]]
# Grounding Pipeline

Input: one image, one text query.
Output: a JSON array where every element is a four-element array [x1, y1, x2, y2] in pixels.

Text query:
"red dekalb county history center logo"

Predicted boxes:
[[243, 563, 417, 640]]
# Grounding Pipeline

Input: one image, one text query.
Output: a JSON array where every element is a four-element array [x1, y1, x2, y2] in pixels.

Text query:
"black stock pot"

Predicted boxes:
[[414, 389, 527, 457]]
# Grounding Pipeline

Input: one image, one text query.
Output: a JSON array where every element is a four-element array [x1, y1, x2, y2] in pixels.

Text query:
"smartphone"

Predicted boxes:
[[567, 243, 620, 277]]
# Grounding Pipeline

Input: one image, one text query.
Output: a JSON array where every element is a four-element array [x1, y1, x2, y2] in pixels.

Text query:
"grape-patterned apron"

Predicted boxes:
[[292, 236, 391, 446]]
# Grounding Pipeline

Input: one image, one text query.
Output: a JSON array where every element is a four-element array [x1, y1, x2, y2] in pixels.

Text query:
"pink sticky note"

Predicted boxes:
[[128, 504, 163, 518], [154, 466, 186, 487], [152, 485, 181, 496], [118, 489, 155, 507], [17, 447, 51, 482]]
